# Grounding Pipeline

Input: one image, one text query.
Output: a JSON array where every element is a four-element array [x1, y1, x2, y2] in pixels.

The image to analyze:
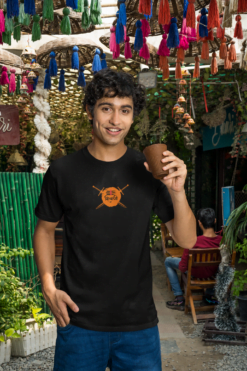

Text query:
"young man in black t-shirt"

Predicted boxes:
[[33, 69, 197, 371]]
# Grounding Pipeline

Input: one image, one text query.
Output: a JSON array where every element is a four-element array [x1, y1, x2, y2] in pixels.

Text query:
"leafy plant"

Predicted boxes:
[[31, 308, 51, 328], [0, 320, 28, 342], [232, 238, 247, 297]]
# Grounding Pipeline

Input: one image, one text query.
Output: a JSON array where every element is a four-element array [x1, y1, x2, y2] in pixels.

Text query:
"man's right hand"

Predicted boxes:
[[43, 287, 79, 327]]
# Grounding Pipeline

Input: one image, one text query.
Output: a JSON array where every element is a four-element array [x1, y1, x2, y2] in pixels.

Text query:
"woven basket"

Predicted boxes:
[[36, 36, 103, 68], [0, 49, 24, 74]]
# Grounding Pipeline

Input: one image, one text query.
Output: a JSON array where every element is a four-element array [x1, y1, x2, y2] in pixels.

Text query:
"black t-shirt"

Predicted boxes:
[[35, 146, 174, 332]]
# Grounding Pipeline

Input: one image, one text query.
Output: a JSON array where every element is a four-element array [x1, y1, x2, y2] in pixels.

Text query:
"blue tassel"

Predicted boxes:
[[31, 58, 36, 63], [24, 0, 36, 15], [33, 75, 39, 90], [59, 69, 66, 92], [77, 66, 86, 87], [92, 48, 102, 74], [199, 8, 208, 38], [116, 11, 124, 44], [101, 53, 107, 69], [71, 46, 79, 69], [44, 68, 51, 90], [66, 0, 78, 10], [145, 0, 152, 20], [183, 0, 188, 18], [167, 18, 179, 49], [7, 0, 19, 18], [49, 51, 57, 77], [119, 0, 126, 26], [134, 20, 143, 51]]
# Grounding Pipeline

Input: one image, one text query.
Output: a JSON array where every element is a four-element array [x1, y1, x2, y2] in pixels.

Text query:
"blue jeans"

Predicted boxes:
[[54, 324, 161, 371], [164, 257, 183, 297]]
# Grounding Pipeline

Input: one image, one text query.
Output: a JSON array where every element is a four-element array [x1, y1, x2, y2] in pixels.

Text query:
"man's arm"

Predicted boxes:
[[33, 219, 79, 327]]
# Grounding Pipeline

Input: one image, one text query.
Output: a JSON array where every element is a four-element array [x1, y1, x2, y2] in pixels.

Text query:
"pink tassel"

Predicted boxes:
[[23, 71, 33, 93], [163, 22, 171, 34], [141, 19, 150, 37], [0, 32, 2, 45], [182, 18, 191, 36], [22, 71, 28, 84], [187, 28, 196, 42], [9, 68, 16, 93], [124, 26, 127, 41], [0, 66, 9, 85], [124, 36, 132, 59], [179, 35, 189, 50], [157, 34, 170, 56], [113, 43, 120, 59], [109, 26, 117, 52], [139, 37, 150, 60], [0, 10, 5, 33]]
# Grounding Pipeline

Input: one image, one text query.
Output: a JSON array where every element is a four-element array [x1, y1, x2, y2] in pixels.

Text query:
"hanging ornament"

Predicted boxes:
[[24, 0, 36, 15], [90, 0, 102, 26], [44, 68, 51, 90], [201, 40, 209, 60], [177, 35, 189, 61], [224, 47, 232, 70], [207, 0, 220, 29], [158, 0, 170, 26], [199, 8, 208, 38], [58, 69, 65, 92], [32, 15, 41, 41], [109, 25, 116, 52], [167, 18, 179, 49], [100, 53, 107, 69], [92, 48, 102, 74], [77, 66, 86, 87], [229, 41, 236, 62], [7, 0, 19, 18], [19, 0, 30, 25], [66, 0, 78, 10], [216, 13, 224, 39], [2, 30, 11, 45], [206, 28, 214, 41], [219, 37, 227, 59], [186, 0, 196, 28], [238, 0, 247, 12], [196, 14, 202, 42], [193, 56, 200, 78], [234, 15, 243, 40], [116, 10, 124, 44], [175, 59, 182, 79], [0, 9, 5, 33], [13, 16, 21, 41], [61, 7, 71, 35], [0, 33, 2, 45], [113, 43, 120, 59], [141, 19, 150, 37], [222, 0, 232, 28], [49, 51, 57, 76], [71, 46, 79, 69], [134, 20, 143, 51], [139, 37, 150, 61], [0, 66, 9, 85], [16, 74, 21, 94], [76, 0, 83, 12], [161, 56, 169, 79], [124, 36, 132, 59], [81, 0, 91, 29], [138, 0, 151, 16], [43, 0, 54, 21], [9, 68, 16, 92], [119, 0, 126, 26]]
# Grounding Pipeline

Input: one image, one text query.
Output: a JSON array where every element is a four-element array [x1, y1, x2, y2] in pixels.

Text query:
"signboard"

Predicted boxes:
[[0, 105, 20, 145], [202, 107, 236, 151]]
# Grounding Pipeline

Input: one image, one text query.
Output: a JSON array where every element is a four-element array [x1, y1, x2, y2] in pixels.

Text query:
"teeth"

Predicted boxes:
[[108, 129, 120, 132]]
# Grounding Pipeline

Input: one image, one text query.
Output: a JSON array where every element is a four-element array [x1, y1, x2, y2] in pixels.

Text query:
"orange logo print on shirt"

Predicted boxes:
[[92, 185, 129, 209]]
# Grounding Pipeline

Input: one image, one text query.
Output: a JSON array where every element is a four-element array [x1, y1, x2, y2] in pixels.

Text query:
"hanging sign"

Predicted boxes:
[[202, 107, 236, 151], [0, 105, 20, 145]]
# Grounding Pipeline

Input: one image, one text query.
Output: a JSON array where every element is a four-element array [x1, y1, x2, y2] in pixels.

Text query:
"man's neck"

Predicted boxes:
[[87, 139, 127, 162], [203, 228, 217, 238]]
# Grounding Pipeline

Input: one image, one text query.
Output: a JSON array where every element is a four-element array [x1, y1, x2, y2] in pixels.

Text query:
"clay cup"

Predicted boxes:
[[143, 144, 169, 180]]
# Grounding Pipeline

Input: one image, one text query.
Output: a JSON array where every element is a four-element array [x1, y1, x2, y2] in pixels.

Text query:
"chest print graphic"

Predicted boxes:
[[92, 185, 129, 209]]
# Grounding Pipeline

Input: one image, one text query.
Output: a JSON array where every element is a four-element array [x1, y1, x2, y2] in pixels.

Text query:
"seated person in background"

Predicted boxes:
[[165, 208, 222, 311]]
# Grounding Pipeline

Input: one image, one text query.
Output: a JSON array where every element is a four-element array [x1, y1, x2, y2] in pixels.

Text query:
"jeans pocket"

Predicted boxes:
[[57, 323, 72, 331]]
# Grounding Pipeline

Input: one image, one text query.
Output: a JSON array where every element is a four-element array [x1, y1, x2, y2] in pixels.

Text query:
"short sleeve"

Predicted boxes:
[[152, 182, 174, 223], [35, 166, 64, 222]]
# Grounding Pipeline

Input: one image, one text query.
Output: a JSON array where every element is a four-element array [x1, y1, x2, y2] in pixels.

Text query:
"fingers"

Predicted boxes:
[[62, 292, 79, 313], [162, 155, 184, 166], [163, 168, 186, 180], [56, 299, 71, 327]]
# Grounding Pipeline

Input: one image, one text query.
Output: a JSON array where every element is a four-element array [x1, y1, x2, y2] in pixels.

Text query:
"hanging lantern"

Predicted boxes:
[[20, 45, 37, 64], [179, 79, 187, 85], [31, 62, 41, 69], [188, 127, 194, 133], [24, 106, 32, 114], [181, 68, 191, 76], [7, 150, 28, 166], [177, 119, 183, 123], [17, 96, 27, 104], [176, 107, 185, 114], [184, 122, 190, 128], [177, 95, 186, 103], [20, 83, 29, 93], [173, 103, 180, 111], [183, 113, 191, 120], [27, 70, 37, 83], [187, 118, 195, 125]]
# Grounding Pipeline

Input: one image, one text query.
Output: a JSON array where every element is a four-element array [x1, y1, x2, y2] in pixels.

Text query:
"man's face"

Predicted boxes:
[[86, 96, 134, 146]]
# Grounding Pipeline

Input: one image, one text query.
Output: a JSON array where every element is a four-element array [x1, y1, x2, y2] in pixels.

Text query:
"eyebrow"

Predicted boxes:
[[97, 102, 133, 109]]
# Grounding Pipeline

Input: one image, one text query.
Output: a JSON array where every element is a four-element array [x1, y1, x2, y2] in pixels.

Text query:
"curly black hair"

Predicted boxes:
[[83, 68, 146, 121]]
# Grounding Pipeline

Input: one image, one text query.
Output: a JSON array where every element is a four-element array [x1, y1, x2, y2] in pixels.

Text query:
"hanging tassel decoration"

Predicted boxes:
[[44, 68, 51, 90], [71, 46, 79, 69], [32, 15, 41, 41], [217, 13, 225, 39], [175, 59, 182, 79], [177, 48, 184, 62], [0, 66, 10, 85], [7, 0, 19, 18], [0, 33, 2, 45], [81, 0, 91, 29], [222, 0, 232, 28], [109, 25, 117, 52], [158, 0, 171, 26], [92, 48, 102, 74], [43, 0, 54, 21], [207, 0, 220, 29], [24, 0, 36, 15], [2, 31, 11, 45], [134, 20, 143, 51], [193, 56, 200, 78], [186, 0, 196, 28], [238, 0, 247, 12], [119, 0, 126, 26], [199, 8, 208, 37], [90, 0, 102, 26], [177, 35, 189, 61], [49, 51, 57, 76], [167, 18, 179, 49], [33, 75, 39, 90], [19, 0, 30, 25], [196, 14, 202, 42], [139, 37, 150, 61], [66, 0, 78, 10], [162, 56, 169, 79], [77, 66, 86, 87], [234, 15, 243, 39], [206, 28, 214, 41], [59, 69, 66, 92], [0, 9, 5, 32], [101, 53, 107, 69], [61, 7, 71, 34], [116, 10, 124, 44], [141, 19, 150, 37], [211, 51, 218, 75], [229, 41, 236, 62], [113, 43, 120, 59], [9, 68, 16, 92], [13, 16, 21, 41], [224, 47, 232, 70], [157, 34, 170, 57], [219, 37, 227, 59], [201, 40, 209, 60], [124, 36, 132, 59], [76, 0, 83, 12], [138, 0, 151, 16], [16, 74, 21, 94]]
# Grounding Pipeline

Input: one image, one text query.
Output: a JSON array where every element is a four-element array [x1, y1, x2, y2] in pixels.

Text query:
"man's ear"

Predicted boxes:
[[86, 105, 93, 120], [214, 218, 217, 224]]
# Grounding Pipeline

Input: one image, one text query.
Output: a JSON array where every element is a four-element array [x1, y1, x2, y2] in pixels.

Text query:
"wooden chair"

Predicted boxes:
[[182, 248, 236, 324]]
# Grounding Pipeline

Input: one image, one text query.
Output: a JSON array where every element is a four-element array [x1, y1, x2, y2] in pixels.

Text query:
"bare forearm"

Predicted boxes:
[[169, 189, 197, 249]]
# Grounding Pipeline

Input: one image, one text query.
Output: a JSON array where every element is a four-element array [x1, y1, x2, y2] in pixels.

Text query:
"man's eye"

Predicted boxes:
[[122, 110, 130, 114], [102, 107, 110, 112]]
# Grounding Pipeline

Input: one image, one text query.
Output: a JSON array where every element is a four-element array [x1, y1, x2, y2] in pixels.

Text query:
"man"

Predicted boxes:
[[33, 69, 196, 371], [165, 208, 222, 311]]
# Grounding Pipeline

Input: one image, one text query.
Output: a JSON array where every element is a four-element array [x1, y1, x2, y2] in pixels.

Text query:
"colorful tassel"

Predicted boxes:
[[163, 22, 171, 34], [116, 10, 124, 44], [18, 0, 30, 25], [0, 9, 5, 32], [199, 8, 208, 37], [0, 33, 2, 45], [71, 46, 79, 69], [201, 40, 209, 60], [119, 0, 126, 26], [43, 0, 54, 21], [229, 41, 236, 62], [175, 59, 182, 79], [207, 0, 220, 29], [224, 48, 232, 70], [5, 13, 13, 32], [219, 37, 227, 59], [177, 48, 184, 61], [124, 36, 132, 59], [113, 43, 120, 59], [0, 66, 9, 85], [44, 68, 51, 90], [7, 0, 19, 18], [141, 19, 150, 37], [92, 48, 102, 74], [161, 56, 169, 79], [238, 0, 247, 12], [187, 27, 196, 42], [59, 69, 66, 91], [9, 68, 16, 92], [186, 0, 196, 28], [77, 66, 86, 87], [216, 13, 224, 39], [81, 0, 91, 29], [211, 51, 218, 75], [167, 18, 179, 49], [101, 53, 107, 69], [134, 20, 143, 51], [196, 14, 201, 42], [76, 0, 83, 12], [16, 74, 21, 94], [193, 56, 200, 78], [138, 0, 151, 16], [49, 51, 57, 76], [234, 15, 243, 39], [206, 28, 214, 41], [66, 0, 78, 10], [179, 35, 189, 50], [2, 31, 11, 45], [157, 34, 170, 57], [139, 37, 150, 61], [32, 14, 41, 41], [33, 75, 39, 90], [90, 0, 102, 26], [61, 7, 71, 34], [13, 16, 21, 41], [158, 0, 170, 26], [109, 26, 116, 52], [24, 0, 36, 15]]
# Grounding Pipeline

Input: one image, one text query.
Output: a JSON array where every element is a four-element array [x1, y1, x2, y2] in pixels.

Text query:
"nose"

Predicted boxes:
[[109, 109, 121, 126]]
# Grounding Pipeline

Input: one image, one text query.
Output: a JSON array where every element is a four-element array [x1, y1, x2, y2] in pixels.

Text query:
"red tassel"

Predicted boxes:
[[217, 13, 225, 39], [177, 47, 184, 62], [238, 0, 247, 13], [219, 37, 227, 59], [234, 15, 243, 39], [229, 41, 236, 62], [201, 40, 209, 60], [207, 0, 220, 29], [175, 59, 182, 79], [139, 37, 150, 61], [211, 52, 218, 75], [160, 56, 169, 79], [158, 0, 171, 25], [196, 15, 202, 42], [193, 56, 200, 78], [224, 48, 232, 70], [206, 28, 214, 41], [138, 0, 151, 15], [141, 19, 150, 37], [186, 0, 196, 28]]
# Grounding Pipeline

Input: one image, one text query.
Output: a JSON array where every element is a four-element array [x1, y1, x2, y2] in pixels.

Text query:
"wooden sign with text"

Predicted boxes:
[[0, 105, 20, 145]]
